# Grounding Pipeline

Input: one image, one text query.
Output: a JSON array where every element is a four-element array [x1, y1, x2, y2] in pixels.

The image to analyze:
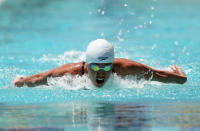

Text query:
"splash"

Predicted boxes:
[[111, 73, 162, 89], [45, 73, 161, 90], [47, 74, 93, 90], [39, 50, 85, 65], [0, 66, 20, 88]]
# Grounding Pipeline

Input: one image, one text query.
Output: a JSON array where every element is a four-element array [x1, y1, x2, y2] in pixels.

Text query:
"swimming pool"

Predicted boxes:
[[0, 0, 200, 130]]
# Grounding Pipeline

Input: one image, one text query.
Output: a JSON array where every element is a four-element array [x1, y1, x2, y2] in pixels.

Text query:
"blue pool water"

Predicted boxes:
[[0, 0, 200, 130]]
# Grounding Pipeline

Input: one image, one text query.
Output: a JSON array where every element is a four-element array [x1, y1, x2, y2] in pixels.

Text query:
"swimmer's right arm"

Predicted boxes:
[[14, 70, 53, 87], [14, 62, 83, 87]]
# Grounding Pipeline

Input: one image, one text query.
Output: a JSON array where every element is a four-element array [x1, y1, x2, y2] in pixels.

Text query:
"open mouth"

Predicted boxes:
[[96, 78, 105, 84]]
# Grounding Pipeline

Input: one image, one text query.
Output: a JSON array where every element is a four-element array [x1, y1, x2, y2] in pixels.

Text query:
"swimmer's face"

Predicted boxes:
[[87, 63, 113, 88]]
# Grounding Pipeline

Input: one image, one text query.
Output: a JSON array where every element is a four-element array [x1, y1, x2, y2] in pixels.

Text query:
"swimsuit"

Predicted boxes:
[[82, 61, 86, 75]]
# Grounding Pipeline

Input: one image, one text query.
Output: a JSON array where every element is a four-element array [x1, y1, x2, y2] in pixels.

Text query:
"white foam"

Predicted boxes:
[[39, 50, 85, 65], [47, 74, 93, 90], [0, 66, 20, 88], [111, 73, 162, 89], [45, 73, 162, 90]]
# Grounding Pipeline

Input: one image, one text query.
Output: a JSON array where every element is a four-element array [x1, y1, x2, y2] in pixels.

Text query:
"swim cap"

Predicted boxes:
[[86, 39, 114, 64]]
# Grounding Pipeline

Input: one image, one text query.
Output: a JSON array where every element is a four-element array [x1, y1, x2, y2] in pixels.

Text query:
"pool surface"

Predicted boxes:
[[0, 0, 200, 130]]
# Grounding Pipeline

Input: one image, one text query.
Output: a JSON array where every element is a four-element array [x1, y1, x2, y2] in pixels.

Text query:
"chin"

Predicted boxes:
[[94, 83, 105, 88]]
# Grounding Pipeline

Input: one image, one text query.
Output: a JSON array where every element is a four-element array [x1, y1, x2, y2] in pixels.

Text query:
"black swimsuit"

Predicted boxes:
[[82, 61, 86, 75]]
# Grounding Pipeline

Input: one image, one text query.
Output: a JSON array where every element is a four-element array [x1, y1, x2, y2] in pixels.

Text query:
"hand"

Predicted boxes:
[[170, 65, 186, 77], [14, 77, 26, 87]]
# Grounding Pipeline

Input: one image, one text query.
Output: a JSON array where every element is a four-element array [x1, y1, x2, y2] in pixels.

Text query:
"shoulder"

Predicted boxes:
[[113, 58, 148, 75], [52, 62, 83, 76]]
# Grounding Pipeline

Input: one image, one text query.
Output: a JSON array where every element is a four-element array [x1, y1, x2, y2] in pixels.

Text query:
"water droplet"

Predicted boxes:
[[139, 59, 144, 62], [174, 41, 179, 45], [117, 36, 124, 42], [151, 44, 157, 49], [149, 20, 152, 24], [130, 12, 135, 15], [151, 6, 155, 10], [139, 25, 143, 28], [101, 11, 105, 15], [118, 30, 122, 36], [97, 9, 101, 13], [124, 3, 128, 7]]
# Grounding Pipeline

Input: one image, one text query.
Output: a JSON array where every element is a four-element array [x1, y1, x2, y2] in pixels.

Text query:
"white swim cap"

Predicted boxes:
[[86, 39, 114, 64]]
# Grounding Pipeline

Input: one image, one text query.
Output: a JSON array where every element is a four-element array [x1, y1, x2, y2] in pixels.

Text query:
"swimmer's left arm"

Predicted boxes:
[[150, 65, 187, 84], [114, 58, 187, 84]]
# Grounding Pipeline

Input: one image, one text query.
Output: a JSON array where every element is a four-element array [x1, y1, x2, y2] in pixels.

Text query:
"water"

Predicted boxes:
[[1, 101, 200, 130], [0, 0, 200, 130]]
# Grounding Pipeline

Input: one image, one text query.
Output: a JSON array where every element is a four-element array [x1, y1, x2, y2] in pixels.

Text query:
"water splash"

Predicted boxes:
[[0, 66, 20, 88], [47, 74, 93, 90], [39, 50, 85, 65], [45, 73, 161, 90]]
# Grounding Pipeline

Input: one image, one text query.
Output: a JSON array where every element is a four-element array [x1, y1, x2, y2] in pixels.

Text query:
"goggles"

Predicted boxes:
[[90, 64, 112, 72]]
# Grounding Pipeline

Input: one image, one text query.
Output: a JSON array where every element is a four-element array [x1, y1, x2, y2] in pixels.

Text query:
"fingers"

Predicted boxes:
[[170, 65, 186, 77], [174, 65, 180, 70], [170, 65, 181, 73], [14, 80, 23, 87], [14, 77, 25, 87], [174, 65, 182, 72], [170, 65, 177, 72], [174, 65, 186, 76]]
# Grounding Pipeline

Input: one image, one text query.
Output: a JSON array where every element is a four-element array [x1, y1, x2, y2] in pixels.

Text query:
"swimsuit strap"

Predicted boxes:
[[112, 67, 115, 73], [82, 61, 86, 75]]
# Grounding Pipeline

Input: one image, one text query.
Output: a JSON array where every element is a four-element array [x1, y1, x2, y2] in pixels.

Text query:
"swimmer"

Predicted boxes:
[[14, 39, 187, 87]]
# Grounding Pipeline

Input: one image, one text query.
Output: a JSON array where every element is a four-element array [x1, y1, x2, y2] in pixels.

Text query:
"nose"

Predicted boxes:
[[96, 70, 106, 77]]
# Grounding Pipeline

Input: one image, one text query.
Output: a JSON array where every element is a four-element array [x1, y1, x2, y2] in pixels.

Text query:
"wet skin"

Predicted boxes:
[[14, 58, 187, 88], [87, 63, 112, 88]]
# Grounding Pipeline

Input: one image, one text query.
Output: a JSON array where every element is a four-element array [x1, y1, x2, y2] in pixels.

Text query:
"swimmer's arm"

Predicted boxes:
[[114, 58, 187, 84], [14, 62, 83, 87], [149, 65, 187, 84], [14, 71, 51, 87]]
